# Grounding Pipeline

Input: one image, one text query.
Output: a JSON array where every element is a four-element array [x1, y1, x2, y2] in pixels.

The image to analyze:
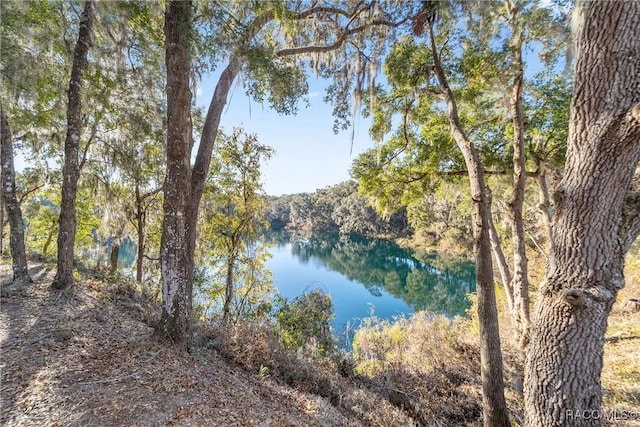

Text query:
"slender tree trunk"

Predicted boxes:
[[524, 1, 640, 425], [135, 184, 145, 283], [188, 57, 243, 252], [1, 101, 32, 285], [109, 238, 120, 273], [506, 0, 531, 349], [52, 0, 95, 290], [136, 223, 144, 282], [109, 241, 119, 272], [158, 0, 195, 349], [0, 169, 4, 256], [426, 20, 510, 427], [42, 223, 56, 256], [487, 191, 514, 313], [222, 251, 237, 324], [109, 223, 125, 273], [533, 146, 553, 244]]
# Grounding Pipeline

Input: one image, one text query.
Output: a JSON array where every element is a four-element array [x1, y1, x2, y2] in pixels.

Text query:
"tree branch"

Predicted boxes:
[[275, 17, 409, 57], [17, 184, 45, 205]]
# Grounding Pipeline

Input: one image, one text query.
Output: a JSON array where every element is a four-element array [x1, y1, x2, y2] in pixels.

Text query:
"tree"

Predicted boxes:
[[199, 129, 274, 324], [53, 0, 95, 289], [524, 1, 640, 426], [0, 100, 32, 286], [158, 0, 194, 345], [355, 1, 570, 351], [504, 0, 531, 349], [89, 1, 165, 282], [414, 6, 510, 424], [0, 0, 67, 266], [158, 0, 414, 348]]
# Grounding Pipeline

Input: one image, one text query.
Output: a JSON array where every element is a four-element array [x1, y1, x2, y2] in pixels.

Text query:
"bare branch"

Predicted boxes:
[[275, 17, 409, 57]]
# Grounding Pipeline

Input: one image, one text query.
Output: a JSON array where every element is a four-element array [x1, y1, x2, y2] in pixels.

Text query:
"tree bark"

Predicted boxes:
[[188, 57, 243, 252], [0, 166, 4, 256], [52, 0, 95, 290], [134, 184, 145, 283], [158, 0, 195, 350], [0, 100, 32, 285], [534, 156, 553, 244], [524, 1, 640, 425], [487, 191, 515, 313], [158, 2, 397, 348], [506, 0, 531, 350], [426, 19, 510, 427], [222, 250, 237, 324]]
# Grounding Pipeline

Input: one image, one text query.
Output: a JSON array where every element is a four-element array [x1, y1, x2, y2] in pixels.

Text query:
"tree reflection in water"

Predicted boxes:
[[267, 232, 476, 318]]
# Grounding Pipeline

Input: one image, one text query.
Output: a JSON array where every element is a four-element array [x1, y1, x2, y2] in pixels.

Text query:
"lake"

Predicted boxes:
[[265, 233, 476, 342]]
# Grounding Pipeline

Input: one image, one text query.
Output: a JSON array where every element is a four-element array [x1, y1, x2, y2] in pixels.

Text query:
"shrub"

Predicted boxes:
[[273, 289, 336, 355]]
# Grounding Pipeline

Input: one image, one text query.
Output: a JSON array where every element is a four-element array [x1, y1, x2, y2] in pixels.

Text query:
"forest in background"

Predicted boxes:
[[2, 1, 639, 426]]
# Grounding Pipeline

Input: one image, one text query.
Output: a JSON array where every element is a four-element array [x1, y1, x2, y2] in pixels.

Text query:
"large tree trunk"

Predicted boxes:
[[52, 0, 95, 290], [426, 19, 510, 427], [0, 100, 32, 286], [506, 0, 531, 350], [524, 1, 640, 426], [158, 0, 195, 350]]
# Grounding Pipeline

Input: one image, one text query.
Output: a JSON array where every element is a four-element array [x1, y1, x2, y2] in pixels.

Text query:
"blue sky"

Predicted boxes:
[[196, 75, 374, 196]]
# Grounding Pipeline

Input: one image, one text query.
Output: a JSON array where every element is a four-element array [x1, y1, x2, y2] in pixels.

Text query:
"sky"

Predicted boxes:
[[196, 74, 374, 197]]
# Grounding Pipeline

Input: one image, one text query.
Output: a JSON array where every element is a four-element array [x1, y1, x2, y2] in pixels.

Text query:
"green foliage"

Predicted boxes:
[[274, 289, 336, 354], [269, 181, 408, 238], [23, 187, 59, 256], [197, 128, 275, 322], [244, 47, 309, 115], [282, 233, 475, 316], [352, 0, 572, 252]]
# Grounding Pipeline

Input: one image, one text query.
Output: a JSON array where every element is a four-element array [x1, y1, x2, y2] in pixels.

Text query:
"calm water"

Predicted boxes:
[[265, 233, 476, 339]]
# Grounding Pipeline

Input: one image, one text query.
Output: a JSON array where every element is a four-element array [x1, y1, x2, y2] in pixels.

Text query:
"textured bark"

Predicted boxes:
[[0, 101, 32, 285], [188, 57, 242, 252], [506, 0, 531, 350], [159, 3, 395, 348], [52, 0, 95, 290], [158, 0, 195, 349], [524, 1, 640, 426], [427, 20, 510, 427]]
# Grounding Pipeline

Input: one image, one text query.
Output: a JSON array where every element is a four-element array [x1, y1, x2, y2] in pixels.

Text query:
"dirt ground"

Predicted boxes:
[[0, 261, 349, 427], [1, 258, 638, 426]]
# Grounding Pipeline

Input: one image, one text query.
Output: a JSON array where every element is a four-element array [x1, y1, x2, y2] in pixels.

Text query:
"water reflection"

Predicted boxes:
[[267, 232, 476, 318]]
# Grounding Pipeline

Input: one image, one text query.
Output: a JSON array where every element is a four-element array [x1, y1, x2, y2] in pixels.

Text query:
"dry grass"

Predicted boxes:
[[2, 245, 638, 427], [352, 313, 488, 426], [601, 244, 640, 423], [0, 260, 352, 426], [198, 321, 416, 426]]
